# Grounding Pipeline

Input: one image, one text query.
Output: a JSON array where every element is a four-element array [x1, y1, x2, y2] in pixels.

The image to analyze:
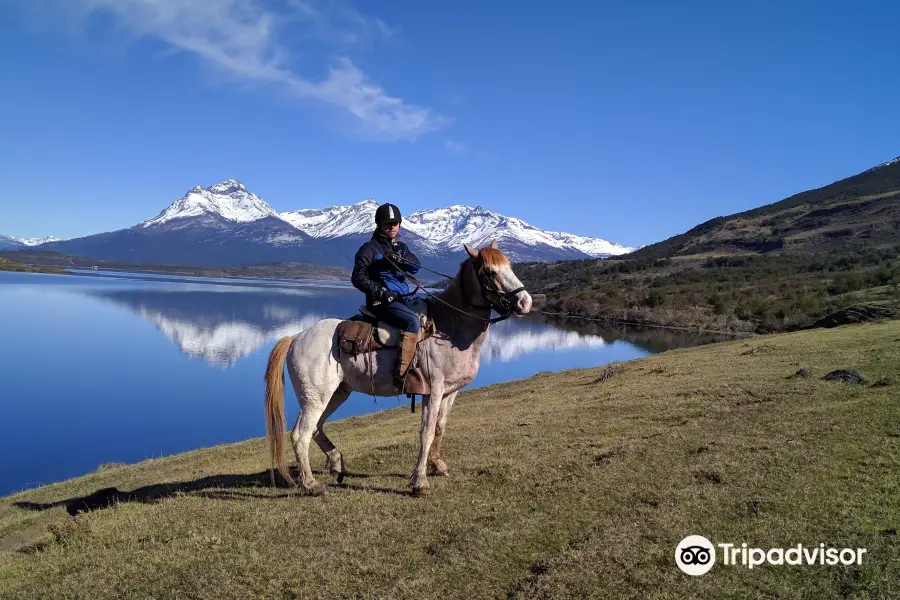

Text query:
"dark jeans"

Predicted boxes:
[[373, 300, 421, 334]]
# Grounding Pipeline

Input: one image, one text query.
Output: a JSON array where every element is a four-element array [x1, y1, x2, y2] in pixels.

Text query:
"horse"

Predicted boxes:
[[263, 241, 533, 497]]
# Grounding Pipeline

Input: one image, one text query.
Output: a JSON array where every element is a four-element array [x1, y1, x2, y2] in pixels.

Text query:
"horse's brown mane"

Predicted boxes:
[[478, 247, 510, 268]]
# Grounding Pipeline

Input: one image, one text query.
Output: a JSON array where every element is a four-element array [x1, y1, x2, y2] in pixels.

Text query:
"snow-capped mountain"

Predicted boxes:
[[280, 201, 633, 261], [0, 235, 61, 250], [401, 205, 633, 259], [543, 230, 634, 257], [0, 235, 25, 250], [34, 178, 633, 271], [39, 179, 327, 266], [280, 199, 379, 239], [17, 235, 61, 246], [140, 178, 277, 229]]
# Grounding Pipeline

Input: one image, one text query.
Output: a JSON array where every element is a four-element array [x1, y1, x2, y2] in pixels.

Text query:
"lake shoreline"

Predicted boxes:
[[0, 250, 352, 282]]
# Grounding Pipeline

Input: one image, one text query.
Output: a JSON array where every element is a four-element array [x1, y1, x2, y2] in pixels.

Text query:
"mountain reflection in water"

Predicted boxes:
[[86, 287, 736, 367]]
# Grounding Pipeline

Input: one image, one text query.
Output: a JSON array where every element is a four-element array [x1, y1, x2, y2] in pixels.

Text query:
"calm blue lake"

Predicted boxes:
[[0, 270, 729, 496]]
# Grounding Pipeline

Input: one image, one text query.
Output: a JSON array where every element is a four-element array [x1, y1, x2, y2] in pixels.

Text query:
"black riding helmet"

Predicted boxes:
[[375, 203, 402, 226]]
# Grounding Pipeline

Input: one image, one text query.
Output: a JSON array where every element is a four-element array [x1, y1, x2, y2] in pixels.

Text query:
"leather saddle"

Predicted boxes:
[[335, 296, 435, 396]]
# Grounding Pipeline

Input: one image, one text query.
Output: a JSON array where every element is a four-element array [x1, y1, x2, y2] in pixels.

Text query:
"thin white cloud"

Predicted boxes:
[[373, 18, 398, 39], [283, 0, 397, 49], [18, 0, 447, 141], [444, 139, 466, 154]]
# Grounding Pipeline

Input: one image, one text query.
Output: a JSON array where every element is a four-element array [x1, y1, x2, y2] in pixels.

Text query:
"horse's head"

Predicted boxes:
[[461, 239, 532, 319]]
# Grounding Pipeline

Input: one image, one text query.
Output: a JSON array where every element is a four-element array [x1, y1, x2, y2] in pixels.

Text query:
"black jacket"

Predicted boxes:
[[351, 230, 421, 305]]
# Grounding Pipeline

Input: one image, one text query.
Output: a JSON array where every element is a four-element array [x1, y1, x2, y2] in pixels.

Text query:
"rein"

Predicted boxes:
[[384, 255, 523, 324]]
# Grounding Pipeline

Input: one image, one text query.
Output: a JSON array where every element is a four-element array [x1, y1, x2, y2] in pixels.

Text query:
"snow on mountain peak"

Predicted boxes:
[[133, 179, 632, 260], [400, 205, 633, 257], [0, 234, 61, 249], [279, 198, 379, 239], [866, 156, 900, 172], [141, 179, 275, 228], [208, 178, 247, 194], [278, 199, 634, 258], [544, 230, 635, 256], [15, 235, 61, 246]]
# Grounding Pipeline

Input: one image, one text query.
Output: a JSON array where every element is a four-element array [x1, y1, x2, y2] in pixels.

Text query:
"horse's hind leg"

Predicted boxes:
[[289, 393, 330, 495], [314, 383, 352, 483], [281, 318, 345, 495]]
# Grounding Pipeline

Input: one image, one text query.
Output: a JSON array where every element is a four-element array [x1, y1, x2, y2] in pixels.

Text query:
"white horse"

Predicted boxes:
[[264, 241, 533, 497]]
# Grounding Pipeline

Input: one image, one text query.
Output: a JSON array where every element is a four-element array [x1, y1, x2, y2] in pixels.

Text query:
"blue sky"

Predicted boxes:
[[1, 0, 898, 247]]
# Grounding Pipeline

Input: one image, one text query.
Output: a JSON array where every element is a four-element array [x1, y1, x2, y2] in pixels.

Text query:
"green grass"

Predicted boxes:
[[1, 322, 899, 598]]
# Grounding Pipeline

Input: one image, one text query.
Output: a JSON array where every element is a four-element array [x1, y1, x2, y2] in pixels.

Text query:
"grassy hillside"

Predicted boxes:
[[1, 321, 898, 599], [517, 158, 900, 333], [0, 251, 351, 281], [631, 158, 900, 259], [519, 245, 900, 333]]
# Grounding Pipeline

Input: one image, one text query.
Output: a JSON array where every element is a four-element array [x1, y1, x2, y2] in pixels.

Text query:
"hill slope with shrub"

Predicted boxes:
[[519, 158, 900, 332]]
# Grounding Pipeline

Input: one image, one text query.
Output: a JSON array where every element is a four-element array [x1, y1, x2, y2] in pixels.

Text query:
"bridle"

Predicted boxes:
[[461, 256, 528, 323]]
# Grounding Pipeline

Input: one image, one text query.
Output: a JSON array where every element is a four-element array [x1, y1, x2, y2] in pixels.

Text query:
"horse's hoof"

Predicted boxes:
[[428, 466, 451, 477], [335, 471, 345, 485], [305, 483, 328, 497], [411, 486, 431, 498]]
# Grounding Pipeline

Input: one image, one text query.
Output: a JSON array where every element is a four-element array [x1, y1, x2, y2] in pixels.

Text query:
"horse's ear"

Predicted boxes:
[[490, 239, 499, 249], [464, 244, 478, 259]]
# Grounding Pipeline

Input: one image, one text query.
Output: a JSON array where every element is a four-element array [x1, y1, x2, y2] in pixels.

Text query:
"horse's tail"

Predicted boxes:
[[265, 335, 296, 487]]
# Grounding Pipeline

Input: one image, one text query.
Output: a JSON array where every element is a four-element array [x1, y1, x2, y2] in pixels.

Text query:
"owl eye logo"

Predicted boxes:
[[680, 546, 712, 565], [675, 536, 716, 575]]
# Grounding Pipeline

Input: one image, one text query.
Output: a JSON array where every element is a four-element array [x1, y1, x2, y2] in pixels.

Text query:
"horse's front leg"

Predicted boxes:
[[411, 382, 445, 497], [428, 390, 458, 477]]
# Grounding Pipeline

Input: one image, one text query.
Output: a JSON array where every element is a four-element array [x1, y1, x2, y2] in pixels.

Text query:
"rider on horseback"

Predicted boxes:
[[351, 202, 422, 386]]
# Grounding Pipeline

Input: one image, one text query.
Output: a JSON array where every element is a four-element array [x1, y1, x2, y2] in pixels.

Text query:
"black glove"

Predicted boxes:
[[380, 288, 396, 304]]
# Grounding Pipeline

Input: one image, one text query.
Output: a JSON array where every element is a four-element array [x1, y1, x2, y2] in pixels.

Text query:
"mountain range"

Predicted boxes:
[[0, 235, 60, 250], [5, 179, 633, 273]]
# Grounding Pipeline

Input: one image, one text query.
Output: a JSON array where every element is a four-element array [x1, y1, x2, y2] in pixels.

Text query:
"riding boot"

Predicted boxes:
[[394, 331, 418, 388]]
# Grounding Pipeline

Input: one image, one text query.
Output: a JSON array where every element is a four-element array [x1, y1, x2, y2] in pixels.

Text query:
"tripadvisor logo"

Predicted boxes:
[[675, 535, 868, 575], [676, 535, 716, 576]]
